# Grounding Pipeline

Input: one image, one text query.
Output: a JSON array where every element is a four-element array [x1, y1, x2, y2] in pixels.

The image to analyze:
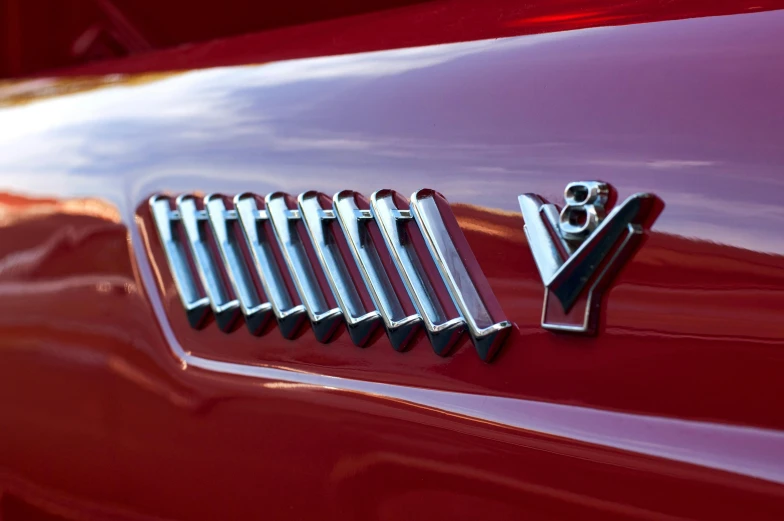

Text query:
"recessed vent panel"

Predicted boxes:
[[149, 189, 512, 361]]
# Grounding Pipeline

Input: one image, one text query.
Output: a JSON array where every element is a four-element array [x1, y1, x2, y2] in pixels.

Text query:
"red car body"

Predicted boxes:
[[1, 1, 784, 519]]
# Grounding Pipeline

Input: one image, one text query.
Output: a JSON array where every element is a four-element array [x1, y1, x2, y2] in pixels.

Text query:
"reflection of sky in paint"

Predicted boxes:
[[0, 10, 783, 253]]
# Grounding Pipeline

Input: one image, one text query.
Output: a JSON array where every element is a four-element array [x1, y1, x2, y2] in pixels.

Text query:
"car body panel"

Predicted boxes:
[[0, 3, 783, 520]]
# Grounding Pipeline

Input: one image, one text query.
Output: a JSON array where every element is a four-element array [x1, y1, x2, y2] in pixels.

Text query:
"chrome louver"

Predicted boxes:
[[149, 189, 512, 361]]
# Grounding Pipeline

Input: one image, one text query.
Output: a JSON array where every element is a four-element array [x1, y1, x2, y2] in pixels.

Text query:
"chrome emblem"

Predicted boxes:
[[149, 189, 512, 361], [518, 181, 662, 334]]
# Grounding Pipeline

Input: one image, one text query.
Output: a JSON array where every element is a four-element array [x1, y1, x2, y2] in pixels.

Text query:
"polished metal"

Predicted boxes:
[[333, 190, 422, 350], [370, 189, 465, 356], [233, 194, 307, 338], [204, 194, 273, 334], [410, 189, 512, 360], [266, 192, 343, 343], [150, 189, 512, 360], [149, 195, 211, 328], [298, 191, 380, 346], [150, 195, 242, 331], [558, 181, 610, 239], [519, 181, 661, 334]]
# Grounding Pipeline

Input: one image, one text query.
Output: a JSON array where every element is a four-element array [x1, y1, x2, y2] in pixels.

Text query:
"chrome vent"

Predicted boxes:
[[149, 189, 512, 361]]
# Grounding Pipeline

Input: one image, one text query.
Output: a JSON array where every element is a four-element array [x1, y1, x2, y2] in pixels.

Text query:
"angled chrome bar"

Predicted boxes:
[[410, 189, 512, 361], [333, 191, 422, 350], [298, 191, 381, 346], [233, 193, 306, 339], [204, 194, 273, 335], [149, 195, 211, 328], [518, 194, 565, 284], [519, 182, 661, 334], [266, 192, 343, 343], [150, 189, 512, 359], [370, 189, 464, 356], [521, 191, 656, 312], [174, 194, 241, 332], [548, 193, 655, 312], [541, 203, 577, 257]]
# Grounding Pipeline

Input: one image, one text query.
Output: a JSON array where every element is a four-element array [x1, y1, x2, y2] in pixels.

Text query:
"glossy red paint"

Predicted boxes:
[[0, 0, 433, 78], [1, 1, 784, 520], [4, 0, 784, 78]]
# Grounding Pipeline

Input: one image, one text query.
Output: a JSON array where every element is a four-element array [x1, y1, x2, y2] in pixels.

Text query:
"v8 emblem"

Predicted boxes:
[[518, 181, 663, 334]]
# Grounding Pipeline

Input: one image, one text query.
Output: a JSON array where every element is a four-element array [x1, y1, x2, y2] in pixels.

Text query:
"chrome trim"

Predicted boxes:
[[519, 181, 661, 334], [234, 193, 307, 338], [410, 189, 512, 361], [333, 190, 422, 350], [174, 194, 241, 331], [549, 195, 651, 310], [148, 189, 512, 360], [204, 194, 273, 334], [370, 189, 465, 356], [266, 192, 343, 343], [149, 195, 211, 328], [517, 194, 564, 284], [298, 191, 380, 346], [558, 180, 609, 239]]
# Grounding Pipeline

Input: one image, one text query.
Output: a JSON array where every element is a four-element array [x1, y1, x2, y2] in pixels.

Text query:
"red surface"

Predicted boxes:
[[1, 0, 784, 519], [0, 0, 431, 78], [3, 0, 784, 78]]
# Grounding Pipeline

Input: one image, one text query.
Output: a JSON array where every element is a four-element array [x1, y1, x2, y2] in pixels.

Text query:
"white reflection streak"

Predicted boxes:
[[0, 31, 574, 145], [0, 33, 575, 205], [230, 32, 574, 88]]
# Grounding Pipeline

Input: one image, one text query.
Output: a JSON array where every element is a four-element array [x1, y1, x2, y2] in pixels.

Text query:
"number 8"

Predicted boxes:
[[558, 181, 610, 239]]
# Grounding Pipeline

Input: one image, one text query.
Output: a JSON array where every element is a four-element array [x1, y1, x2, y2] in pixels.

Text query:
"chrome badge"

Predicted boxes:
[[149, 189, 512, 361], [518, 181, 662, 334]]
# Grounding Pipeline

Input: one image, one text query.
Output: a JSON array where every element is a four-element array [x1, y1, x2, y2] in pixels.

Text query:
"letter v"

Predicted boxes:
[[519, 191, 662, 331]]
